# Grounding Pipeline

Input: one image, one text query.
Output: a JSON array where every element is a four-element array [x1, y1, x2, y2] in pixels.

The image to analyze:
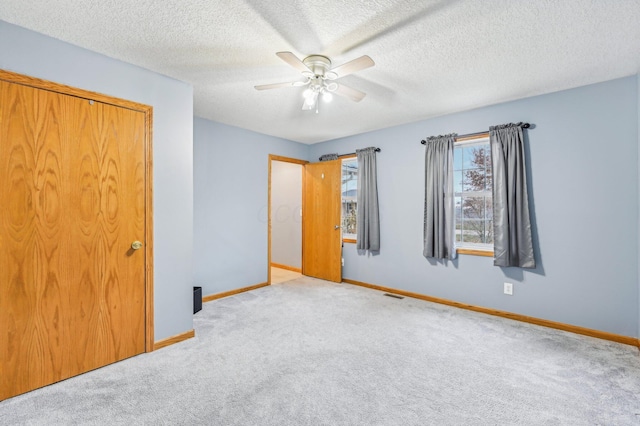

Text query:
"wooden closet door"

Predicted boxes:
[[0, 80, 146, 400], [302, 160, 342, 282]]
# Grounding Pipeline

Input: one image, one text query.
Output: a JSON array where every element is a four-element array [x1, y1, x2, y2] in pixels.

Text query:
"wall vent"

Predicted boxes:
[[383, 293, 404, 299]]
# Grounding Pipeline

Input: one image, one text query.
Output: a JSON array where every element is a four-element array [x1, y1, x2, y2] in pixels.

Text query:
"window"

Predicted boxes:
[[453, 137, 493, 254], [341, 157, 357, 241]]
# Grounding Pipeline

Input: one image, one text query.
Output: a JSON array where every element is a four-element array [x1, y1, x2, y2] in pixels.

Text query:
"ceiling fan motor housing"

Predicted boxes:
[[303, 55, 336, 79]]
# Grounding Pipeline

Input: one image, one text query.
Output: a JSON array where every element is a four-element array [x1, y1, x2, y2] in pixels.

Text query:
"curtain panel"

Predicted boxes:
[[319, 153, 339, 161], [423, 134, 456, 260], [356, 147, 380, 251], [490, 123, 535, 268]]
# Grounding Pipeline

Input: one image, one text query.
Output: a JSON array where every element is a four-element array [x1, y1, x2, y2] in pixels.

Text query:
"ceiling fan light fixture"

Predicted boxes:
[[322, 92, 333, 103], [304, 93, 317, 106]]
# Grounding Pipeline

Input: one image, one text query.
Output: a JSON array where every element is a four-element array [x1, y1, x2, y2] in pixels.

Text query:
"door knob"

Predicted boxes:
[[334, 225, 341, 230], [131, 241, 143, 250]]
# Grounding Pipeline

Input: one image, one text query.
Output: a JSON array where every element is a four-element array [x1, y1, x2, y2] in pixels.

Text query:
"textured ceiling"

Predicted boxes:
[[2, 1, 640, 144]]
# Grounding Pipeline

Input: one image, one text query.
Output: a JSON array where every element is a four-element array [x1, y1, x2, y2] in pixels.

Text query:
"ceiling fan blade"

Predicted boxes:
[[254, 81, 301, 90], [276, 51, 312, 74], [329, 55, 375, 79], [333, 84, 367, 102]]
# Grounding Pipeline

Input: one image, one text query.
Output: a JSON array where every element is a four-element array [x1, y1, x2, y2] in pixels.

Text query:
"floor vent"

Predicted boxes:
[[383, 293, 404, 299]]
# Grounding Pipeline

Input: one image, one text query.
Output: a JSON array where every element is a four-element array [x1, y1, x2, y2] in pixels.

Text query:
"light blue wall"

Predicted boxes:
[[311, 76, 640, 338], [4, 20, 637, 341], [271, 161, 303, 269], [193, 118, 309, 296], [0, 21, 194, 341]]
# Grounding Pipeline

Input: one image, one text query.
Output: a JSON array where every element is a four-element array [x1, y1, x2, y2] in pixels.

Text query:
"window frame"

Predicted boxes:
[[453, 135, 494, 257]]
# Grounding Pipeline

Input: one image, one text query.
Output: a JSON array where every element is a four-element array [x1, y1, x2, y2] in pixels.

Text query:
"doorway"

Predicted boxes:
[[268, 155, 344, 284], [268, 155, 307, 284]]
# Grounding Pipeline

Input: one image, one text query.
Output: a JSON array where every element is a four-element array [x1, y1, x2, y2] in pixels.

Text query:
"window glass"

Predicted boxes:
[[454, 138, 493, 250], [341, 158, 358, 239]]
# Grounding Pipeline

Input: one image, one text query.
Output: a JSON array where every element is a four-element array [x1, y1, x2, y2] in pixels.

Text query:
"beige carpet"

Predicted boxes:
[[1, 276, 639, 425]]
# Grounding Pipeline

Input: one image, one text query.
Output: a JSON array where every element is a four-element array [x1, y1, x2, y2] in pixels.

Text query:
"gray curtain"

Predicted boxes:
[[356, 147, 380, 251], [423, 134, 456, 260], [319, 153, 339, 161], [490, 123, 535, 268]]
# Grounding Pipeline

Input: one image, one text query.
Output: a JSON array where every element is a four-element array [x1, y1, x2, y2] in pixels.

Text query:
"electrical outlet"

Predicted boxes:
[[504, 282, 513, 295], [341, 258, 344, 266]]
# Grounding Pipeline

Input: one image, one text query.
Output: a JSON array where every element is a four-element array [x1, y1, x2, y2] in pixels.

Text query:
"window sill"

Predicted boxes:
[[343, 238, 357, 244], [457, 248, 494, 257]]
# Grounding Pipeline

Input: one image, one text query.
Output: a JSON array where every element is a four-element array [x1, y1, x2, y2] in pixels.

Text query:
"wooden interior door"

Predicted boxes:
[[302, 160, 342, 282], [0, 79, 146, 400]]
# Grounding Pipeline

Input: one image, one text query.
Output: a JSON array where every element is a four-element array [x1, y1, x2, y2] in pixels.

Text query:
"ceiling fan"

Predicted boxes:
[[254, 52, 375, 113]]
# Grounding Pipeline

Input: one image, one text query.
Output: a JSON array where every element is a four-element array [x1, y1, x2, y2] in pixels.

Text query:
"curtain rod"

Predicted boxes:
[[420, 123, 530, 145], [319, 147, 381, 161]]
